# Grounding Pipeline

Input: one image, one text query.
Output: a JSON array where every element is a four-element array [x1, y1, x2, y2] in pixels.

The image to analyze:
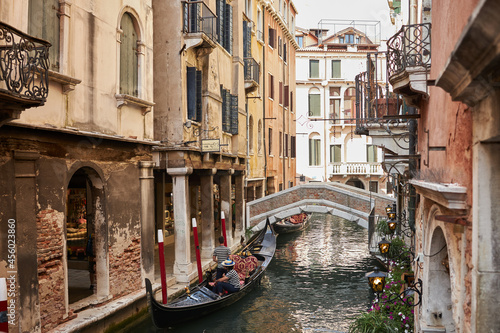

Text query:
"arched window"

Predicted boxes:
[[120, 13, 139, 96], [308, 88, 321, 117], [308, 132, 321, 166], [249, 116, 254, 153]]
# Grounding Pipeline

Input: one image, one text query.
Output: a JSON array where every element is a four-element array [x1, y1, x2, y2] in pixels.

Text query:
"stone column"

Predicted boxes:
[[140, 161, 155, 284], [14, 151, 40, 332], [200, 169, 216, 259], [234, 171, 244, 235], [219, 169, 234, 248], [167, 167, 194, 283]]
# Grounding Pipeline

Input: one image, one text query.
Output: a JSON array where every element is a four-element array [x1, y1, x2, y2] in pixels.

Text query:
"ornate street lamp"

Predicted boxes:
[[387, 211, 396, 220], [366, 267, 387, 294], [385, 205, 393, 214], [378, 237, 391, 255]]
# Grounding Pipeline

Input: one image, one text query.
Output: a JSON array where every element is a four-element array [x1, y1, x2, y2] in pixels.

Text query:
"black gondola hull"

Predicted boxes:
[[145, 222, 276, 328]]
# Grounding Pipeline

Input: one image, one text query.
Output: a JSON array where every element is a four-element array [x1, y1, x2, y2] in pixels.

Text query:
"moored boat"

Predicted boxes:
[[273, 213, 310, 234], [145, 220, 276, 328]]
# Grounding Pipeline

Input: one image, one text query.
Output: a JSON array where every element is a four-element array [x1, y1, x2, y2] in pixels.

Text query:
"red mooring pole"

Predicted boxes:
[[192, 218, 203, 283], [0, 277, 8, 332], [220, 211, 227, 247], [157, 230, 167, 304]]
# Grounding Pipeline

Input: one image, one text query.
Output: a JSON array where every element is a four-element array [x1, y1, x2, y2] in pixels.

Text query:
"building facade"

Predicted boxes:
[[359, 0, 500, 331], [0, 0, 156, 331], [295, 21, 388, 193]]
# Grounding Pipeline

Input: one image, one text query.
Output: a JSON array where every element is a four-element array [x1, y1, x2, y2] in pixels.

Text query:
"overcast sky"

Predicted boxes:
[[292, 0, 395, 40]]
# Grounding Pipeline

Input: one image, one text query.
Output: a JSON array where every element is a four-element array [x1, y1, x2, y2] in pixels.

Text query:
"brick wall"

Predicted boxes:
[[109, 237, 141, 296], [37, 208, 66, 331]]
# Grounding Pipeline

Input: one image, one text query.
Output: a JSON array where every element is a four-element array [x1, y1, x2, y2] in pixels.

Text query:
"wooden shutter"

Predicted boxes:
[[291, 136, 296, 158], [310, 59, 319, 78], [196, 70, 202, 122], [290, 91, 293, 111], [217, 0, 225, 45], [230, 94, 238, 134], [332, 60, 341, 78], [269, 74, 274, 99], [224, 3, 233, 53], [284, 85, 289, 107], [330, 145, 341, 163], [279, 81, 283, 104], [285, 133, 288, 157], [187, 67, 196, 120], [120, 13, 138, 96], [268, 128, 272, 155]]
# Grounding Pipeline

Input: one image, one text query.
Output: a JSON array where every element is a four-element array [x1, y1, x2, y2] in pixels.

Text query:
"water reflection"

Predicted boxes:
[[126, 214, 377, 333]]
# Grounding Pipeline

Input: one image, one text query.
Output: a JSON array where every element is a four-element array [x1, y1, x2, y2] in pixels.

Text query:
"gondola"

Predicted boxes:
[[273, 213, 310, 234], [145, 220, 276, 328]]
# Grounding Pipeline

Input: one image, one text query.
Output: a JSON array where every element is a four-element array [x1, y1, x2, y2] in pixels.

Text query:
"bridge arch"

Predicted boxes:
[[246, 182, 395, 231]]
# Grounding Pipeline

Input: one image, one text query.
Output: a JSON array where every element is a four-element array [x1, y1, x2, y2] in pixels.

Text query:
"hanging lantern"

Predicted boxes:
[[385, 205, 393, 214], [387, 219, 398, 233], [378, 237, 391, 255], [366, 267, 387, 294]]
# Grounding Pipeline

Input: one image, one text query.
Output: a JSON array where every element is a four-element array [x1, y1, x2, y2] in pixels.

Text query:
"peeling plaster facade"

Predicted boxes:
[[0, 1, 155, 331]]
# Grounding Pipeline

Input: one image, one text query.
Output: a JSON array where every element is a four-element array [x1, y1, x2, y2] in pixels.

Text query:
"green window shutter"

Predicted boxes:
[[309, 139, 321, 166], [309, 60, 319, 78], [308, 94, 320, 117], [332, 60, 341, 78], [230, 94, 238, 134], [367, 145, 378, 162], [224, 3, 233, 53], [330, 145, 341, 163], [29, 0, 60, 71], [120, 13, 138, 96], [187, 67, 196, 120], [196, 70, 202, 122], [217, 0, 225, 45]]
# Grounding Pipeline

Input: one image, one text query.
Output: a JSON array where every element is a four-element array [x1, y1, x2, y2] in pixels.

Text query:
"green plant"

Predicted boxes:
[[348, 310, 400, 333], [375, 218, 390, 235]]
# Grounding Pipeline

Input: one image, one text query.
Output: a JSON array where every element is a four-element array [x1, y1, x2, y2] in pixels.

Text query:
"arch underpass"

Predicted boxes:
[[246, 182, 395, 231]]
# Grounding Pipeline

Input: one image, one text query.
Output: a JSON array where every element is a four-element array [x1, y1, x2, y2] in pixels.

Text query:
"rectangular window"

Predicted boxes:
[[367, 145, 378, 162], [269, 74, 274, 99], [345, 34, 354, 44], [284, 85, 289, 107], [217, 0, 233, 53], [278, 36, 282, 57], [221, 87, 232, 132], [330, 145, 341, 163], [279, 81, 283, 104], [268, 27, 276, 48], [339, 37, 344, 43], [331, 60, 341, 78], [329, 99, 340, 124], [291, 136, 296, 158], [268, 128, 273, 155], [309, 139, 321, 166], [290, 91, 293, 111], [369, 181, 378, 193], [296, 36, 303, 48], [309, 59, 319, 78], [283, 43, 287, 62], [308, 93, 321, 117], [187, 67, 202, 122]]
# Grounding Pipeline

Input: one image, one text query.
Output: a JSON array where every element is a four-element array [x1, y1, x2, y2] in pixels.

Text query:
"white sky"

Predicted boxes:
[[291, 0, 395, 40]]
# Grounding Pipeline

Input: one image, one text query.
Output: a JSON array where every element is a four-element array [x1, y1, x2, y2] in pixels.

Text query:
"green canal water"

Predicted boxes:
[[125, 214, 377, 333]]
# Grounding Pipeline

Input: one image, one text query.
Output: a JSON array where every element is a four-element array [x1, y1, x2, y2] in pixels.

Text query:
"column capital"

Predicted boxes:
[[167, 167, 193, 176], [139, 161, 155, 169]]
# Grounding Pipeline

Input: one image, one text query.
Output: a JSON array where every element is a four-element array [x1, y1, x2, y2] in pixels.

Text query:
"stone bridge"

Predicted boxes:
[[246, 182, 395, 230]]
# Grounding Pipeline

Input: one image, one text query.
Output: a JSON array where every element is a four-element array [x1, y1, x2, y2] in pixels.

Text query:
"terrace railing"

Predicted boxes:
[[244, 57, 259, 85]]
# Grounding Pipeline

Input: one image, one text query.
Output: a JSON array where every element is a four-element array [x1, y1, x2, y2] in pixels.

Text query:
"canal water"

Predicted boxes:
[[126, 214, 377, 333]]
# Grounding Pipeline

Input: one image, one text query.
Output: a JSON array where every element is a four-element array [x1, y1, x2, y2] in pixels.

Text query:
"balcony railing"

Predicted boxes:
[[387, 23, 431, 79], [0, 22, 50, 104], [182, 1, 217, 42], [331, 162, 383, 175], [244, 57, 259, 84]]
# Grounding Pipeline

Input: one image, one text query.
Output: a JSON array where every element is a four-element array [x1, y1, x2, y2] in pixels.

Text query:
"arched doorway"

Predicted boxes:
[[426, 226, 454, 330], [66, 167, 106, 305], [346, 177, 365, 189]]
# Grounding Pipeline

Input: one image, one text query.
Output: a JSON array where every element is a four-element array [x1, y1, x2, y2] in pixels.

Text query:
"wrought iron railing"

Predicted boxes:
[[0, 22, 51, 102], [244, 57, 259, 84], [387, 23, 431, 79], [182, 1, 217, 42]]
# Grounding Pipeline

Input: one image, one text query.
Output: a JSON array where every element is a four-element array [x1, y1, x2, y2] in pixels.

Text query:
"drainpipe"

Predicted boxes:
[[282, 34, 286, 189], [263, 10, 267, 195]]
